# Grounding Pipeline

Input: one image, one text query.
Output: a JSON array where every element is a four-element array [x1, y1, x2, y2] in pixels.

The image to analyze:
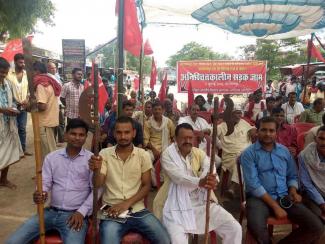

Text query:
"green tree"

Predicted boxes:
[[126, 53, 152, 75], [0, 0, 55, 40], [166, 42, 231, 67]]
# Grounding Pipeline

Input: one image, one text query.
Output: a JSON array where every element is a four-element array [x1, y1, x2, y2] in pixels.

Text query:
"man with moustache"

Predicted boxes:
[[241, 116, 324, 244], [153, 123, 242, 244]]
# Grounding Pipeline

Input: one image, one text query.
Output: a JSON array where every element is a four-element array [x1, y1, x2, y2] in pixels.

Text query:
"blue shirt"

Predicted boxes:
[[298, 155, 325, 205], [240, 141, 298, 199]]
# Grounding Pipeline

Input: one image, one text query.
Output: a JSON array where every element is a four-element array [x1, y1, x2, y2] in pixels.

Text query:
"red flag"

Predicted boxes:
[[188, 80, 194, 107], [1, 36, 33, 62], [123, 0, 143, 57], [84, 61, 109, 114], [158, 72, 167, 101], [144, 39, 153, 55], [309, 39, 325, 63], [133, 76, 139, 90], [150, 57, 157, 90]]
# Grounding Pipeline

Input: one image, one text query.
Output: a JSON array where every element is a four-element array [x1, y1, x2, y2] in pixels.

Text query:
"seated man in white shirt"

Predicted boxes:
[[153, 123, 242, 244], [281, 91, 304, 124]]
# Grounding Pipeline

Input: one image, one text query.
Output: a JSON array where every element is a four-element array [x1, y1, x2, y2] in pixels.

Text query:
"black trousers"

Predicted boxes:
[[246, 197, 324, 244]]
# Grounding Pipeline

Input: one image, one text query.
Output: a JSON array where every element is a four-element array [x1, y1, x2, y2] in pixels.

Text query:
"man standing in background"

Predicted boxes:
[[60, 68, 84, 123], [47, 61, 65, 146], [7, 53, 31, 155]]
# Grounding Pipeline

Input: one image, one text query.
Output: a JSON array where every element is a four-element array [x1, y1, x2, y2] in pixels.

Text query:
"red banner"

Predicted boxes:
[[177, 60, 266, 94]]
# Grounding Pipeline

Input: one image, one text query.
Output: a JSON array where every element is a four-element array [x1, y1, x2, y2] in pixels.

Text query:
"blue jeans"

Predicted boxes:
[[16, 110, 27, 152], [6, 208, 88, 244], [100, 209, 170, 244]]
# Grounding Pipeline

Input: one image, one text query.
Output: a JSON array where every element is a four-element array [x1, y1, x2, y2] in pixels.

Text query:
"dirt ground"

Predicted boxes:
[[0, 114, 290, 243]]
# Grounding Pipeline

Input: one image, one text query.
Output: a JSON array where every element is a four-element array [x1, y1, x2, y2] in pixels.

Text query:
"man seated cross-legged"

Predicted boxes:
[[89, 116, 170, 244], [241, 116, 324, 244], [6, 119, 93, 244], [153, 123, 242, 244]]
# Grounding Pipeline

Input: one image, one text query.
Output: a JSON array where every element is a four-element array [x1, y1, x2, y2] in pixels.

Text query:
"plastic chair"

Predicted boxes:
[[236, 158, 297, 243], [34, 231, 62, 244], [297, 132, 306, 153], [292, 122, 315, 136]]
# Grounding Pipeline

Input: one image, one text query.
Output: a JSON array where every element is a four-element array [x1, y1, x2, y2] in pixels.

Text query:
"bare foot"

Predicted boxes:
[[0, 180, 17, 189]]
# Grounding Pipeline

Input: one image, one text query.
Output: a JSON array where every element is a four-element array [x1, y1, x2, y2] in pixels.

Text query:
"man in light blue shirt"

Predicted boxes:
[[299, 126, 325, 220], [241, 116, 324, 244]]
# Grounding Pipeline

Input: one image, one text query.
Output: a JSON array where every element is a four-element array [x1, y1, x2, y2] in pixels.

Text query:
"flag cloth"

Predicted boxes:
[[1, 37, 33, 62], [144, 39, 153, 55], [150, 57, 157, 90], [188, 80, 194, 107], [134, 76, 139, 90], [309, 39, 325, 63], [119, 0, 142, 57], [84, 62, 108, 114], [158, 72, 167, 101]]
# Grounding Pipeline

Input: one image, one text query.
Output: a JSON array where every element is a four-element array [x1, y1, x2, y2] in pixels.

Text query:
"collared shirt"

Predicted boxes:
[[304, 125, 320, 147], [281, 102, 304, 124], [276, 123, 297, 150], [60, 81, 84, 119], [6, 69, 29, 103], [42, 148, 93, 217], [178, 116, 211, 132], [240, 141, 298, 199], [99, 146, 152, 212], [203, 101, 214, 111], [299, 155, 325, 205], [299, 109, 324, 125]]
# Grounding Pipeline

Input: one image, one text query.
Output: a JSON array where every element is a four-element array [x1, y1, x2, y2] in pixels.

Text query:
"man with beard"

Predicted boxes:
[[6, 119, 93, 243], [241, 116, 324, 244], [60, 68, 84, 123], [6, 53, 30, 155], [89, 116, 170, 244], [153, 123, 242, 244]]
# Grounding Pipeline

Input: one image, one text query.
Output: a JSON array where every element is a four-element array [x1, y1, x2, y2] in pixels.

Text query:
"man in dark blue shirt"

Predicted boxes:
[[106, 100, 143, 148], [241, 116, 324, 244]]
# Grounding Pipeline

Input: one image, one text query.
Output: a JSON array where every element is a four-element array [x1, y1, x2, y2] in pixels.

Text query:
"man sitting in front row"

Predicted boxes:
[[153, 123, 242, 244], [241, 117, 324, 244], [299, 126, 325, 228], [6, 119, 93, 244], [89, 116, 170, 244]]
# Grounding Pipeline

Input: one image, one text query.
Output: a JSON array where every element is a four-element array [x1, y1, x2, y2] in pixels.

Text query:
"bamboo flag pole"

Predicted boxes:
[[91, 62, 100, 244], [22, 38, 46, 244], [303, 33, 314, 102], [204, 97, 219, 244]]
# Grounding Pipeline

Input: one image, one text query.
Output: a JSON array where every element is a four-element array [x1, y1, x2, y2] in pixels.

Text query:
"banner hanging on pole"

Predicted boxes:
[[177, 60, 266, 94]]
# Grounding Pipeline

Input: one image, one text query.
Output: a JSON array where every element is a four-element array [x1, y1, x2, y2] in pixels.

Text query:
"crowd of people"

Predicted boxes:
[[1, 53, 325, 243]]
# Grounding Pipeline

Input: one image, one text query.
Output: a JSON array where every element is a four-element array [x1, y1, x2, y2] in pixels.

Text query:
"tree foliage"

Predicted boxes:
[[88, 42, 152, 75], [240, 38, 311, 80], [166, 41, 231, 67], [0, 0, 55, 40]]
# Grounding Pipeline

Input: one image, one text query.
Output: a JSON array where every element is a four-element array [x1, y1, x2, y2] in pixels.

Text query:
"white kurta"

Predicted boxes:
[[281, 102, 305, 124], [161, 145, 242, 244]]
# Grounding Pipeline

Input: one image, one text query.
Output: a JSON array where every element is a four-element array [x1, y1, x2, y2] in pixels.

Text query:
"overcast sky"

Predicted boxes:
[[33, 0, 259, 66]]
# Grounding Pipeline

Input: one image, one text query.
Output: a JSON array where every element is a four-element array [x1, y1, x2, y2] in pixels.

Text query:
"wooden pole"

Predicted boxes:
[[91, 63, 100, 244], [204, 97, 219, 244], [303, 33, 314, 102], [22, 38, 46, 244], [117, 0, 125, 116], [138, 25, 145, 129]]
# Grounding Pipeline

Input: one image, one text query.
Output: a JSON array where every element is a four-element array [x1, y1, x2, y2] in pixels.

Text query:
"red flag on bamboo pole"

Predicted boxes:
[[188, 80, 194, 106], [158, 72, 167, 101], [150, 57, 157, 90], [116, 0, 143, 57], [308, 39, 325, 63], [1, 36, 33, 62], [84, 61, 109, 114], [144, 39, 153, 55]]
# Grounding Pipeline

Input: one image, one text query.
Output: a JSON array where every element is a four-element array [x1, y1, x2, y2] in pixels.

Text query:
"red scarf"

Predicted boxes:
[[247, 100, 265, 118], [33, 74, 62, 96]]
